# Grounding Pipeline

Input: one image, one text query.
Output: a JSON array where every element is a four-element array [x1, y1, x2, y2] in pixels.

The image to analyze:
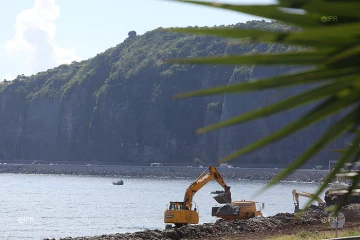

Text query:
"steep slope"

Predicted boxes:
[[0, 21, 344, 166]]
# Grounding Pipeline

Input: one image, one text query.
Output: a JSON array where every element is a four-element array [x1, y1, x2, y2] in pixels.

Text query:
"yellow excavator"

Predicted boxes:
[[164, 166, 232, 228], [292, 189, 325, 213], [164, 166, 264, 228]]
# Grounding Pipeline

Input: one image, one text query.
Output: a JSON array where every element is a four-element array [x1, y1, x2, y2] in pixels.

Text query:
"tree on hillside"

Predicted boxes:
[[128, 31, 137, 38]]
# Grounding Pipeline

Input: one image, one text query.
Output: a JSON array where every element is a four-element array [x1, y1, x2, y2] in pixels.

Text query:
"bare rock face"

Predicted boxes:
[[217, 65, 346, 166]]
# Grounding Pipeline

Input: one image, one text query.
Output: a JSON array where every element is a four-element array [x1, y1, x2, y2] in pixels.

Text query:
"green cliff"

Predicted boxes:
[[0, 21, 343, 166]]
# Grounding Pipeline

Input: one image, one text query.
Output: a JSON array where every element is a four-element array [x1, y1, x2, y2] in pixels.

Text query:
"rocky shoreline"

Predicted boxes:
[[46, 204, 360, 240], [0, 164, 328, 182]]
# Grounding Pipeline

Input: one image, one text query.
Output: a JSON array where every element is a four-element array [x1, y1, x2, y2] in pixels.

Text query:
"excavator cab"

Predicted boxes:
[[168, 202, 184, 210], [164, 202, 199, 228]]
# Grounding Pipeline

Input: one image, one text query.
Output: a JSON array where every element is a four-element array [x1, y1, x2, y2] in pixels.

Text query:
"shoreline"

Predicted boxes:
[[0, 172, 322, 184], [0, 164, 328, 182]]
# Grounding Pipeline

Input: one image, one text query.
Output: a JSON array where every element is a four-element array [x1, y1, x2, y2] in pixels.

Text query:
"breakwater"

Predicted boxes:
[[0, 164, 328, 182]]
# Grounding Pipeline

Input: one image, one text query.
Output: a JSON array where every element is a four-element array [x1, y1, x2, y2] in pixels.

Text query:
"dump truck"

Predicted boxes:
[[164, 166, 232, 228], [212, 200, 264, 221]]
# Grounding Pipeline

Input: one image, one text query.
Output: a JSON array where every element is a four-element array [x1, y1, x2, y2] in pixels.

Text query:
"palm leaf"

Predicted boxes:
[[177, 0, 360, 26], [171, 23, 360, 48], [171, 0, 360, 208], [169, 51, 326, 65], [254, 108, 360, 197], [332, 164, 360, 215], [296, 138, 360, 215], [278, 1, 360, 20], [175, 1, 322, 27], [324, 45, 360, 66], [220, 95, 358, 163], [196, 78, 357, 134], [173, 67, 359, 98]]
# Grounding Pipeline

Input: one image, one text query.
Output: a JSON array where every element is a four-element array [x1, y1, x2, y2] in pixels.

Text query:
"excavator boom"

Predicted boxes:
[[183, 166, 231, 209]]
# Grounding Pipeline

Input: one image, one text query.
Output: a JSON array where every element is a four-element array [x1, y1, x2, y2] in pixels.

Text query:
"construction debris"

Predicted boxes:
[[325, 189, 360, 206], [216, 204, 240, 216]]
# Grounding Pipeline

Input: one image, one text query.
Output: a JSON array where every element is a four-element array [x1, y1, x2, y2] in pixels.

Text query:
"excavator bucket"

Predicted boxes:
[[213, 192, 232, 204]]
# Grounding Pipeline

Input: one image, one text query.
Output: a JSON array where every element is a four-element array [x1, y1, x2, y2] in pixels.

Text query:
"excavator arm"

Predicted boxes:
[[292, 189, 325, 212], [183, 166, 231, 210]]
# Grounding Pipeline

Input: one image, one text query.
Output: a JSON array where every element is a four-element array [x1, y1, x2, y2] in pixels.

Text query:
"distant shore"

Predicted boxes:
[[0, 164, 328, 182]]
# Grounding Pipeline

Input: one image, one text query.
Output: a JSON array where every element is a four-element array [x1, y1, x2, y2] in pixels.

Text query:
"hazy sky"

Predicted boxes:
[[0, 0, 274, 81]]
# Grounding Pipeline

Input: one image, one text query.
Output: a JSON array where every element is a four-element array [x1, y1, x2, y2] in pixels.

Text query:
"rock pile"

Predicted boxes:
[[342, 203, 360, 222], [216, 204, 239, 216], [52, 208, 329, 240]]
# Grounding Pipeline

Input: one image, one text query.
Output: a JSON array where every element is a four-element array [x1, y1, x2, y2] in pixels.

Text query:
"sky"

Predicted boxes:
[[0, 0, 274, 81]]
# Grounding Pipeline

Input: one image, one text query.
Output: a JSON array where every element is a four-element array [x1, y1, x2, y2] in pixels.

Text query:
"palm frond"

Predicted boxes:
[[171, 0, 360, 208]]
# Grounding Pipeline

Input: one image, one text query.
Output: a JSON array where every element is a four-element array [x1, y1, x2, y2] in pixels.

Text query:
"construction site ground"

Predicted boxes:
[[199, 222, 360, 240], [54, 204, 360, 240]]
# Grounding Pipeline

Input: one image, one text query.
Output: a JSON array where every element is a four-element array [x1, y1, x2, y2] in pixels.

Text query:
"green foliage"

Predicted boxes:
[[172, 0, 360, 212], [0, 21, 290, 105], [296, 230, 316, 239]]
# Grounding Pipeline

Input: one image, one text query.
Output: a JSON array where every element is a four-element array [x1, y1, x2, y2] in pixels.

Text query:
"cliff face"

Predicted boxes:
[[218, 65, 343, 165], [0, 21, 344, 166]]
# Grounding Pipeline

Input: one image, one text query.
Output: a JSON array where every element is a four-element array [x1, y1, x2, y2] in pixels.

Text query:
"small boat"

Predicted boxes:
[[112, 179, 124, 185]]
